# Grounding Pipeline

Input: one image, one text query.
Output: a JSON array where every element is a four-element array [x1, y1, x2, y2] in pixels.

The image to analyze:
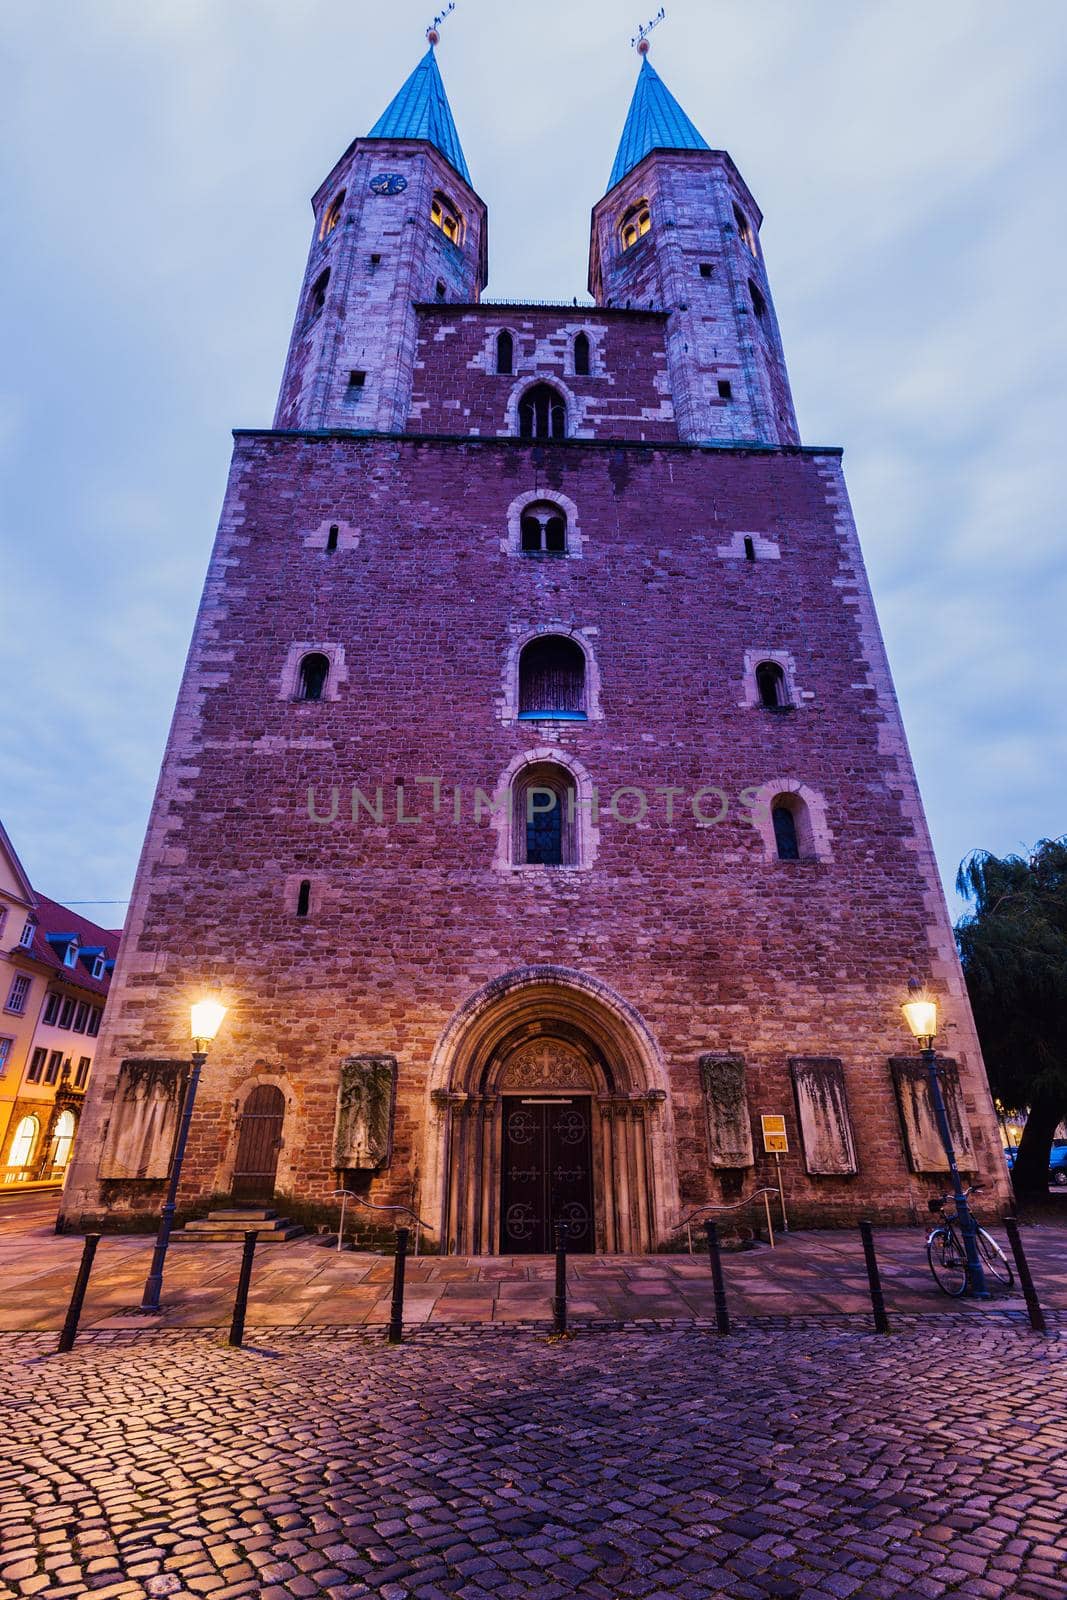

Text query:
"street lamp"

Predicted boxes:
[[902, 981, 988, 1298], [139, 998, 228, 1313]]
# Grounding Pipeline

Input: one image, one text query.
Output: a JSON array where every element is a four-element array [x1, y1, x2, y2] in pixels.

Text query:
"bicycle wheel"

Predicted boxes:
[[976, 1227, 1014, 1289], [927, 1227, 968, 1296]]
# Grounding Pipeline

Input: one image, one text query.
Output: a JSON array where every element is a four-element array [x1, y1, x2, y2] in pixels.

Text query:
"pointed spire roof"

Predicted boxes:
[[608, 54, 710, 192], [367, 46, 472, 188]]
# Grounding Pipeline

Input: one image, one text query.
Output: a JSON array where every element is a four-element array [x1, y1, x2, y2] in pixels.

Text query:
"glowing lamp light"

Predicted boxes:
[[190, 999, 228, 1047], [902, 994, 938, 1044]]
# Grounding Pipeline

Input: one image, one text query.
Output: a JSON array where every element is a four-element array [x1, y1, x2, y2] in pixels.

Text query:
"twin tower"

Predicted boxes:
[[275, 41, 798, 447], [61, 37, 1008, 1250]]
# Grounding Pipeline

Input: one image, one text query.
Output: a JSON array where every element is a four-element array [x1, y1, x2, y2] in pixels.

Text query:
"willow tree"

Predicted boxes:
[[956, 838, 1067, 1200]]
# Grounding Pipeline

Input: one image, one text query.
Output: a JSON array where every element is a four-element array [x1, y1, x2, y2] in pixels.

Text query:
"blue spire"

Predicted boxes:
[[367, 47, 472, 187], [608, 55, 710, 192]]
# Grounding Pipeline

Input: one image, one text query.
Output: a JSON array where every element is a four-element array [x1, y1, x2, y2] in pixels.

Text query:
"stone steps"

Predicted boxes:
[[173, 1208, 304, 1244]]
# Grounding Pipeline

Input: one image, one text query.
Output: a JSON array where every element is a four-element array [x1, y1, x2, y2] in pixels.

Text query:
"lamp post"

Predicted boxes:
[[139, 998, 227, 1313], [902, 982, 988, 1299]]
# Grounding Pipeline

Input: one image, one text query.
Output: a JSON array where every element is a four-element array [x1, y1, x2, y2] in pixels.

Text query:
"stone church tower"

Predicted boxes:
[[62, 38, 1009, 1248]]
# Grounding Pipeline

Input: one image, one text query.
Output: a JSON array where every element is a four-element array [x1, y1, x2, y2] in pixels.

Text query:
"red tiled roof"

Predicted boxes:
[[21, 894, 121, 998]]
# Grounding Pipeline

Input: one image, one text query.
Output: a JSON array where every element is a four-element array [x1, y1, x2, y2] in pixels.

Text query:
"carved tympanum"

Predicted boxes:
[[497, 1040, 594, 1091]]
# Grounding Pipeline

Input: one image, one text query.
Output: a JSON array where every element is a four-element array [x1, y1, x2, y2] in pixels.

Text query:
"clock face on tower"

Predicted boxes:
[[369, 173, 408, 196]]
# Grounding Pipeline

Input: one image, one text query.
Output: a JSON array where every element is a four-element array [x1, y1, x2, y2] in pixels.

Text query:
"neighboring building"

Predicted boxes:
[[62, 37, 1010, 1245], [0, 821, 119, 1186]]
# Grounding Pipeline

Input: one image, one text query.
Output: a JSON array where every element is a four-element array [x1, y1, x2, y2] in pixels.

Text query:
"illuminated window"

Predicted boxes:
[[431, 193, 463, 245], [318, 190, 346, 241], [518, 383, 566, 441], [733, 204, 757, 256], [0, 1036, 12, 1076], [7, 1115, 39, 1171], [49, 1109, 76, 1170], [520, 502, 568, 557], [620, 202, 651, 250]]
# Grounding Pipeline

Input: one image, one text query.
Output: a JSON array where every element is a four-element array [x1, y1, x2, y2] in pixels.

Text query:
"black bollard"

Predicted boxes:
[[57, 1233, 101, 1353], [228, 1231, 258, 1348], [859, 1221, 891, 1335], [387, 1226, 410, 1345], [703, 1220, 731, 1335], [1004, 1217, 1047, 1334], [552, 1220, 568, 1336]]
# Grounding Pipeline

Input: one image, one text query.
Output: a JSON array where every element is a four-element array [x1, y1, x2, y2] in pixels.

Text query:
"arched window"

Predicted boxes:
[[319, 190, 346, 241], [307, 268, 330, 324], [513, 764, 578, 867], [749, 280, 767, 320], [520, 501, 567, 557], [519, 637, 586, 720], [296, 880, 311, 918], [734, 203, 757, 256], [518, 383, 566, 441], [771, 794, 816, 862], [573, 332, 591, 377], [496, 331, 514, 375], [297, 653, 330, 702], [620, 201, 651, 250], [8, 1115, 39, 1171], [49, 1110, 76, 1171], [755, 661, 789, 710], [431, 193, 463, 244]]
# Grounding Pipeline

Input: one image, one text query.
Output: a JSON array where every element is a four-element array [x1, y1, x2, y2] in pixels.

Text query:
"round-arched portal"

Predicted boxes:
[[425, 967, 677, 1255]]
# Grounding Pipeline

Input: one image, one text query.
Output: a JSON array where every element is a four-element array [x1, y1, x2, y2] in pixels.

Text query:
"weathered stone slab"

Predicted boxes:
[[699, 1053, 754, 1167], [789, 1057, 858, 1176], [889, 1056, 973, 1173], [333, 1055, 397, 1169], [97, 1059, 190, 1180]]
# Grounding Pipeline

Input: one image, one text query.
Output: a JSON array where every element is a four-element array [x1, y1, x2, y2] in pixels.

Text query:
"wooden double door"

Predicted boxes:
[[231, 1084, 285, 1203], [500, 1096, 594, 1254]]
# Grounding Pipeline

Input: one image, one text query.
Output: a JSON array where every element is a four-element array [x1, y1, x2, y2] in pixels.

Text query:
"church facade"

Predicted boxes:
[[61, 40, 1010, 1248]]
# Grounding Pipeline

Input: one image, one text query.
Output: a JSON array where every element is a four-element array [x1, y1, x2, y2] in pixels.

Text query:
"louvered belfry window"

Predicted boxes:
[[518, 637, 586, 720]]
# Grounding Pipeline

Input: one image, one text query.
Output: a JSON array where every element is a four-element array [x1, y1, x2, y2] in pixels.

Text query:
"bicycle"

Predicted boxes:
[[926, 1184, 1014, 1297]]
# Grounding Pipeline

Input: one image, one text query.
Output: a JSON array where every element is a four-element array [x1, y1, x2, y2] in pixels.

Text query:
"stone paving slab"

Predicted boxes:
[[1, 1317, 1066, 1598]]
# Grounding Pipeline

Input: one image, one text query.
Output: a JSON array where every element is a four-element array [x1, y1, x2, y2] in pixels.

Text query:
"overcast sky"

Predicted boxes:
[[1, 0, 1065, 927]]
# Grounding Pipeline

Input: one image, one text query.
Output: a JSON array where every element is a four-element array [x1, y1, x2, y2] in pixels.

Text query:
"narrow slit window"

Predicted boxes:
[[717, 380, 732, 399], [326, 525, 339, 552], [573, 332, 591, 377], [296, 880, 311, 918], [297, 653, 330, 702], [744, 536, 756, 562], [496, 331, 514, 375], [435, 279, 447, 301]]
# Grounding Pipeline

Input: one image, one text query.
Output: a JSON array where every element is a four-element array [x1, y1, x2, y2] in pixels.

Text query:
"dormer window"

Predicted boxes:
[[431, 193, 463, 245], [520, 502, 568, 557], [18, 919, 35, 949], [319, 190, 346, 241], [620, 202, 651, 251]]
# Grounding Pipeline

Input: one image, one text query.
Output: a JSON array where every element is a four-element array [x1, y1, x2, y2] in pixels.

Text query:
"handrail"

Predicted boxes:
[[673, 1189, 780, 1252], [331, 1190, 435, 1257]]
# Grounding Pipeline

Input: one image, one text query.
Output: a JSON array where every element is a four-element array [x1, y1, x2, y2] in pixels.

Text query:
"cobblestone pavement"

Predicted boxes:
[[3, 1318, 1066, 1600]]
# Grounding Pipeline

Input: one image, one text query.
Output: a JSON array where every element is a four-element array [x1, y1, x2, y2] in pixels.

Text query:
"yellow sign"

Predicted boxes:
[[761, 1114, 789, 1154]]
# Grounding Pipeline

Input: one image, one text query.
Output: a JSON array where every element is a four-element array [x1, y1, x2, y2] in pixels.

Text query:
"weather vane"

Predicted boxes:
[[631, 7, 666, 53], [426, 1, 456, 45]]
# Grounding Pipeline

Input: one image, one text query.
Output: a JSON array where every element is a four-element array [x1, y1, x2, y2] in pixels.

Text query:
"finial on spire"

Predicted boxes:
[[631, 7, 666, 53], [426, 1, 455, 47]]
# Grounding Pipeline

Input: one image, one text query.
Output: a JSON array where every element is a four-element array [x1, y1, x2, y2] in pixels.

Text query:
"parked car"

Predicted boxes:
[[1050, 1144, 1067, 1187]]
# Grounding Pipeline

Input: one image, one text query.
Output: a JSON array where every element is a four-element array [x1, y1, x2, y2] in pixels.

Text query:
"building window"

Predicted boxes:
[[744, 536, 756, 562], [573, 332, 591, 377], [73, 1001, 90, 1033], [49, 1109, 76, 1171], [5, 975, 30, 1015], [520, 501, 568, 557], [512, 764, 578, 867], [75, 1056, 91, 1089], [43, 992, 61, 1026], [7, 1115, 39, 1171], [296, 880, 311, 918], [91, 956, 106, 980], [749, 280, 767, 320], [0, 908, 7, 939], [771, 795, 815, 862], [87, 1007, 102, 1037], [347, 370, 366, 391], [755, 661, 789, 710], [435, 279, 447, 301], [297, 653, 330, 702], [18, 920, 35, 949], [307, 268, 330, 325], [620, 201, 651, 250], [734, 204, 756, 256], [0, 1036, 12, 1077], [496, 331, 513, 375], [326, 525, 339, 553], [431, 193, 463, 244], [518, 637, 586, 720], [717, 380, 732, 400], [62, 941, 78, 967], [27, 1047, 47, 1083], [58, 998, 75, 1029], [319, 190, 346, 241], [44, 1050, 64, 1085], [518, 383, 567, 441], [700, 263, 714, 279]]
